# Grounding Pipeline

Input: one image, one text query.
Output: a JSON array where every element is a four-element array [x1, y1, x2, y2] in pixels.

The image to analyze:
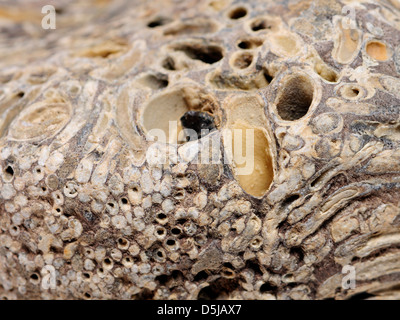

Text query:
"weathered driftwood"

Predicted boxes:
[[1, 0, 400, 300]]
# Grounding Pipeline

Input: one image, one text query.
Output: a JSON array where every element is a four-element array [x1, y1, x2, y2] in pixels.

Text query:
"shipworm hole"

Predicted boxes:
[[162, 56, 176, 71], [224, 95, 274, 197], [228, 7, 247, 19], [173, 43, 223, 64], [250, 18, 272, 31], [137, 74, 169, 90], [237, 38, 263, 49], [141, 87, 219, 143], [180, 111, 216, 140], [276, 74, 314, 121], [314, 62, 338, 83], [366, 41, 389, 61], [147, 17, 172, 28], [341, 84, 363, 100], [232, 52, 253, 69]]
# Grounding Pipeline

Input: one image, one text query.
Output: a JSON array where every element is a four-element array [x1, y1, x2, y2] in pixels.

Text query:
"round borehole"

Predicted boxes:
[[228, 7, 247, 19], [276, 75, 314, 121]]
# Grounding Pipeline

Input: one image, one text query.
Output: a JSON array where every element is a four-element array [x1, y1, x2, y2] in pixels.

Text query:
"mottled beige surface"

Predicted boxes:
[[1, 0, 400, 300]]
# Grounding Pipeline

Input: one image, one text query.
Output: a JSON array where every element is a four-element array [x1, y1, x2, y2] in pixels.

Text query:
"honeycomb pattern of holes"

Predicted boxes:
[[105, 200, 119, 216], [155, 226, 167, 239], [366, 41, 390, 61], [163, 18, 219, 36], [180, 111, 216, 141], [228, 122, 274, 198], [332, 23, 361, 64], [237, 38, 263, 50], [155, 212, 168, 225], [197, 278, 240, 300], [117, 237, 130, 250], [228, 6, 248, 20], [340, 84, 364, 100], [136, 73, 169, 90], [164, 238, 179, 251], [275, 74, 314, 121], [29, 272, 40, 285], [314, 61, 339, 83], [102, 257, 114, 270], [141, 87, 219, 144], [3, 165, 14, 182], [172, 42, 224, 64], [170, 226, 182, 236], [147, 16, 172, 28], [231, 51, 254, 70], [8, 102, 72, 142]]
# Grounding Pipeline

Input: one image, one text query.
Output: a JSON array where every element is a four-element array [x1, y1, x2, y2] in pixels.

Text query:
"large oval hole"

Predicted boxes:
[[276, 75, 314, 121], [141, 88, 219, 144]]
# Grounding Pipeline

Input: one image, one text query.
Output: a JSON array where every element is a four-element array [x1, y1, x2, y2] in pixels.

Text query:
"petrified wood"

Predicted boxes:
[[1, 0, 400, 300]]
